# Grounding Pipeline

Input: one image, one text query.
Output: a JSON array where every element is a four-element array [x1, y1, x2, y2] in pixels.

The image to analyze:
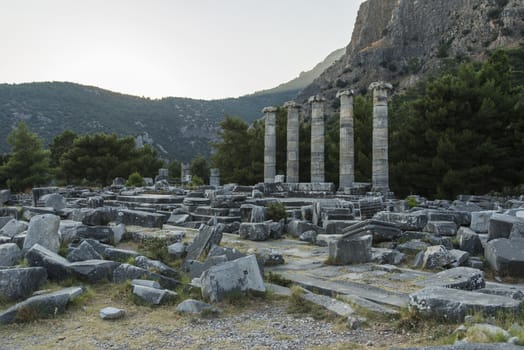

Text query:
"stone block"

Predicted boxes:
[[239, 223, 270, 241], [373, 211, 428, 231], [0, 267, 47, 300], [424, 221, 458, 236], [23, 214, 60, 253], [25, 244, 73, 280], [132, 284, 177, 305], [0, 219, 27, 238], [66, 241, 103, 262], [69, 260, 120, 283], [0, 287, 84, 324], [200, 255, 265, 302], [409, 286, 521, 322], [328, 235, 372, 265], [487, 213, 522, 241], [415, 267, 485, 291], [185, 224, 224, 261], [421, 245, 453, 270], [470, 210, 497, 233], [485, 238, 524, 277], [0, 243, 22, 266], [457, 227, 484, 255]]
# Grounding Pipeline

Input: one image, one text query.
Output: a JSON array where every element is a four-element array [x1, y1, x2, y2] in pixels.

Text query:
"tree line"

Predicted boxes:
[[0, 125, 211, 192]]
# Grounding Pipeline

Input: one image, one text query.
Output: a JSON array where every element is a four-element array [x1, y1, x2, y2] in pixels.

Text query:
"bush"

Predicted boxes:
[[265, 202, 287, 222], [126, 172, 145, 187]]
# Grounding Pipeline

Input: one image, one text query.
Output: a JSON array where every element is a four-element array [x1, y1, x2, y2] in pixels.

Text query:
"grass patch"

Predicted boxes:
[[265, 271, 292, 287], [138, 237, 173, 264], [286, 286, 334, 321]]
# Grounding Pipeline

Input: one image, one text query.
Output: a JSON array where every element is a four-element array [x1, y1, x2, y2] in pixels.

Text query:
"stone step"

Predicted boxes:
[[275, 270, 408, 308]]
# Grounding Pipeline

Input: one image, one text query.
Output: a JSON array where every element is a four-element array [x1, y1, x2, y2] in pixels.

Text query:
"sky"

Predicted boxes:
[[1, 0, 363, 100]]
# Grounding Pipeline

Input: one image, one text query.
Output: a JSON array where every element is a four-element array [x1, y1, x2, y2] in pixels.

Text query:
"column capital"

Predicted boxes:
[[262, 106, 277, 113], [336, 89, 355, 98], [369, 81, 392, 91], [284, 101, 301, 109], [308, 95, 325, 104]]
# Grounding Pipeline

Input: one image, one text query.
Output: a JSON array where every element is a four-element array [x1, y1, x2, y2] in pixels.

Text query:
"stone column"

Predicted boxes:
[[263, 106, 277, 183], [309, 95, 325, 183], [337, 89, 355, 189], [369, 82, 393, 194], [210, 168, 220, 187], [181, 163, 191, 183], [284, 101, 300, 183]]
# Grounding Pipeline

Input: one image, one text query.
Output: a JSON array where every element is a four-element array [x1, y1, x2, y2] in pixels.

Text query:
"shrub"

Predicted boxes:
[[265, 202, 287, 222], [126, 172, 145, 187]]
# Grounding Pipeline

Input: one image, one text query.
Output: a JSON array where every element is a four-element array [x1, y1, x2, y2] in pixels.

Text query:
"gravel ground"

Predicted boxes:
[[0, 296, 416, 350]]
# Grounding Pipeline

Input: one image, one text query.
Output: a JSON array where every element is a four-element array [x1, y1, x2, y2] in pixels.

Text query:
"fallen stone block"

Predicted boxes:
[[176, 299, 215, 314], [103, 247, 139, 262], [112, 264, 179, 290], [66, 241, 103, 262], [470, 210, 497, 233], [409, 286, 521, 322], [328, 235, 372, 265], [0, 243, 22, 266], [415, 267, 485, 291], [239, 222, 270, 241], [424, 221, 458, 236], [69, 260, 120, 283], [373, 211, 428, 231], [132, 284, 177, 305], [0, 267, 47, 300], [421, 245, 454, 270], [23, 214, 61, 253], [0, 219, 27, 238], [115, 209, 167, 228], [185, 224, 224, 261], [488, 213, 523, 241], [391, 343, 524, 349], [73, 225, 115, 244], [81, 208, 113, 226], [99, 307, 126, 320], [0, 286, 84, 324], [485, 238, 524, 277], [341, 219, 401, 242], [457, 227, 484, 255], [25, 244, 73, 280], [134, 255, 178, 278], [167, 242, 186, 259], [200, 255, 265, 302], [286, 220, 324, 238], [41, 193, 66, 211], [372, 248, 405, 265], [0, 189, 10, 205]]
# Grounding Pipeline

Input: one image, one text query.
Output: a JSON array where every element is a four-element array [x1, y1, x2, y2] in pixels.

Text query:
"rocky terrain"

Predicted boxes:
[[298, 0, 524, 112], [0, 177, 524, 349]]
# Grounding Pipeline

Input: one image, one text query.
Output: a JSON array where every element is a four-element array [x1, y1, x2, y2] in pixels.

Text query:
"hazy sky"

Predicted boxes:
[[1, 0, 363, 100]]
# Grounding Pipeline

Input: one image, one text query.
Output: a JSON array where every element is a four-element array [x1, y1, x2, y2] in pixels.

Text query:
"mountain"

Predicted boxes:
[[297, 0, 524, 108], [252, 48, 345, 95], [0, 49, 343, 162]]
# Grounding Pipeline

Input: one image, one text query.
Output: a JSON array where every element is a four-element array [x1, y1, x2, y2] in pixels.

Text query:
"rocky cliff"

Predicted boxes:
[[298, 0, 524, 106]]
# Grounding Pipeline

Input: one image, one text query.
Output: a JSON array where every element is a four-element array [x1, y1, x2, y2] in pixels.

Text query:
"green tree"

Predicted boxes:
[[0, 122, 50, 192], [167, 159, 181, 182], [212, 116, 260, 184], [190, 155, 210, 184], [390, 49, 524, 198], [49, 129, 78, 183], [60, 133, 163, 186], [126, 171, 145, 187]]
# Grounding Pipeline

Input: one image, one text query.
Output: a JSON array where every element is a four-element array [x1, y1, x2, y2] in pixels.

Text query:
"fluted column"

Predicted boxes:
[[337, 89, 355, 189], [263, 106, 277, 183], [284, 101, 300, 183], [369, 82, 392, 194], [309, 95, 325, 183]]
